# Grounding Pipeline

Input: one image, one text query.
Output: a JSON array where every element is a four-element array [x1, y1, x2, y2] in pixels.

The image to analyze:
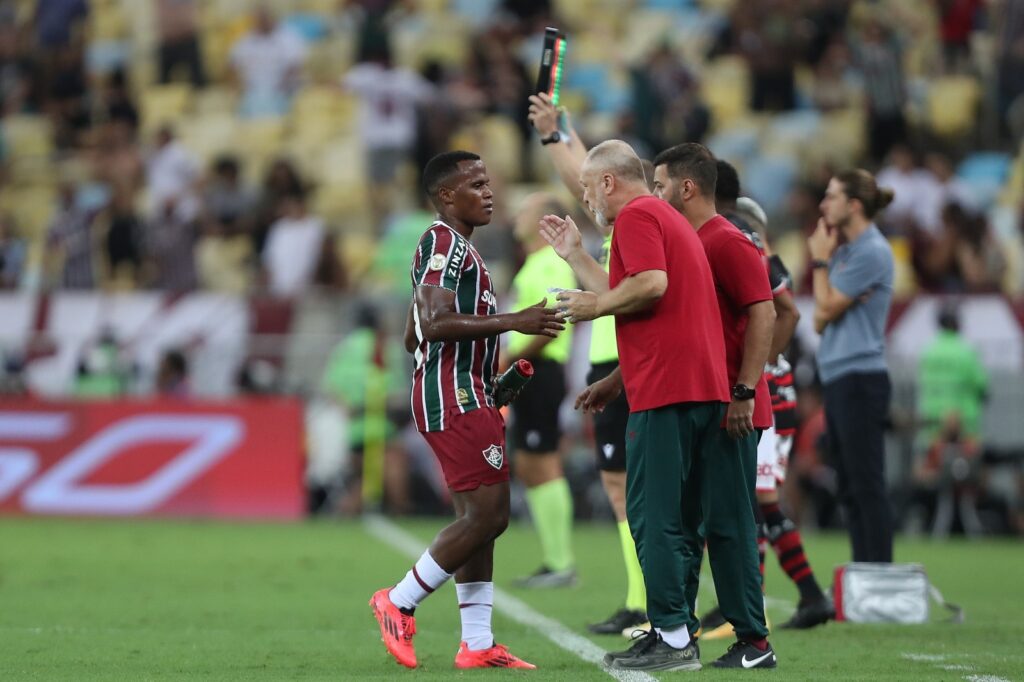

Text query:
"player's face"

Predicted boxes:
[[820, 177, 852, 228], [450, 161, 494, 227]]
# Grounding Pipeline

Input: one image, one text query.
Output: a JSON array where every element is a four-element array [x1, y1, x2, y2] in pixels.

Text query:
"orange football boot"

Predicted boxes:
[[454, 642, 537, 669], [370, 588, 417, 668]]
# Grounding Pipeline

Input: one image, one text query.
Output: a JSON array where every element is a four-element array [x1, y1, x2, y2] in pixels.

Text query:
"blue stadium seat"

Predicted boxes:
[[743, 155, 799, 215], [957, 152, 1013, 207]]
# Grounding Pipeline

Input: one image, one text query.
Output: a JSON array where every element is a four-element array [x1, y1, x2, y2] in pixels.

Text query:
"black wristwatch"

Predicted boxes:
[[731, 383, 756, 401], [540, 131, 562, 145]]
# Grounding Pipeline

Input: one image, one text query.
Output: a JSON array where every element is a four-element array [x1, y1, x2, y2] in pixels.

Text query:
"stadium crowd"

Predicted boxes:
[[1, 0, 1023, 536]]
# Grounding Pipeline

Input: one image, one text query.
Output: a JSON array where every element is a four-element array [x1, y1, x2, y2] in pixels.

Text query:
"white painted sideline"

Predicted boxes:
[[363, 514, 657, 682]]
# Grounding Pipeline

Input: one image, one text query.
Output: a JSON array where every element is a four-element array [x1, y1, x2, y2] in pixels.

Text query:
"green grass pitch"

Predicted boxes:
[[1, 517, 1021, 680]]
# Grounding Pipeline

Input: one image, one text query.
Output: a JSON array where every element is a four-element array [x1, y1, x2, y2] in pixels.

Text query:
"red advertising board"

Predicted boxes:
[[0, 399, 305, 519]]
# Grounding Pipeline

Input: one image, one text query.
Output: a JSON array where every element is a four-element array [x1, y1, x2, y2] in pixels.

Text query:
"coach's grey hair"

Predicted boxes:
[[583, 140, 647, 185]]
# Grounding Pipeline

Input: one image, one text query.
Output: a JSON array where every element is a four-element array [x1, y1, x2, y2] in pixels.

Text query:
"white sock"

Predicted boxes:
[[656, 624, 690, 649], [456, 581, 494, 651], [389, 551, 453, 610]]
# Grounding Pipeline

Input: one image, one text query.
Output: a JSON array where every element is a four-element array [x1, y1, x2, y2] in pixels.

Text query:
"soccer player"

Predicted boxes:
[[714, 161, 834, 630], [370, 151, 564, 670], [650, 143, 777, 669], [527, 92, 648, 633], [505, 192, 577, 588], [542, 140, 732, 672]]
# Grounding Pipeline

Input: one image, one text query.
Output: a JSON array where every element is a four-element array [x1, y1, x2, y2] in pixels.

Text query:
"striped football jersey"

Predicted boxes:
[[410, 221, 499, 432]]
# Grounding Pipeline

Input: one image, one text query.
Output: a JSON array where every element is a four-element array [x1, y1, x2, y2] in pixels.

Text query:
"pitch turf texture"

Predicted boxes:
[[1, 518, 1021, 681]]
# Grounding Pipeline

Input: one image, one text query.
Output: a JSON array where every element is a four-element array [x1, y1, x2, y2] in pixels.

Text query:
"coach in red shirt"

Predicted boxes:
[[540, 140, 730, 672], [651, 143, 777, 668]]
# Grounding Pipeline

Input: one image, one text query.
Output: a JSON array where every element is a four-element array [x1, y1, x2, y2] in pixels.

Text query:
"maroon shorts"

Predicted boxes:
[[421, 407, 509, 492]]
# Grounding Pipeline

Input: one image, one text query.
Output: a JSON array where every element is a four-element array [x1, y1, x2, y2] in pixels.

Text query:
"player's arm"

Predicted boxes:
[[808, 218, 855, 333], [538, 214, 608, 293], [403, 299, 418, 353], [529, 93, 586, 204], [415, 285, 564, 342], [575, 364, 623, 414], [739, 299, 776, 388], [770, 287, 800, 358]]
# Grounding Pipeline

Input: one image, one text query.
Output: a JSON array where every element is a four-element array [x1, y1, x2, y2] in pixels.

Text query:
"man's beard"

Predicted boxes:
[[592, 200, 609, 229]]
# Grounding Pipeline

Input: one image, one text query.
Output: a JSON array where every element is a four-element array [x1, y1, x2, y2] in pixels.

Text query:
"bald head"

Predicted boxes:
[[583, 140, 647, 185]]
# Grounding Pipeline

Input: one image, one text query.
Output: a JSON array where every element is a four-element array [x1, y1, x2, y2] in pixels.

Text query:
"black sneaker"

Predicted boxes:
[[511, 565, 578, 588], [588, 608, 647, 634], [711, 640, 777, 669], [604, 630, 701, 672], [780, 596, 834, 629]]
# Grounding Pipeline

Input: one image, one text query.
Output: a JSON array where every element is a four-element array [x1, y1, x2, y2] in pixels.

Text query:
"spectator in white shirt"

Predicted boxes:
[[261, 191, 326, 297], [230, 7, 308, 117], [145, 126, 199, 223], [876, 144, 930, 234]]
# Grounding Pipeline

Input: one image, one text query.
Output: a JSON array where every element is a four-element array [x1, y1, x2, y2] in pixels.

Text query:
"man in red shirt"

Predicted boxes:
[[540, 140, 730, 672], [650, 143, 777, 669]]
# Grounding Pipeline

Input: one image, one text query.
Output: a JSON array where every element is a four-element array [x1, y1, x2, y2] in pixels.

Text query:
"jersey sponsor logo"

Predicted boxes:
[[481, 290, 497, 307], [446, 239, 467, 279], [429, 253, 447, 271], [482, 444, 504, 469], [757, 462, 774, 478]]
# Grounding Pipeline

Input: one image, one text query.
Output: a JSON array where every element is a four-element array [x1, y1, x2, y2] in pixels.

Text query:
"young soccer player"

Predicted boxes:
[[370, 151, 564, 670]]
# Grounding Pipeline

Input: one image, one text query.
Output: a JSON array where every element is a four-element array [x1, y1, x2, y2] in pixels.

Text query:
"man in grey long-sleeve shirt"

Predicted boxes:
[[808, 169, 896, 563]]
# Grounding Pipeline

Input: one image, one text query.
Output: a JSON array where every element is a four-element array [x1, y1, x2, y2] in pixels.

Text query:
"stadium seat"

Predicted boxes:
[[706, 123, 761, 165], [957, 152, 1013, 208], [742, 155, 798, 216], [927, 76, 980, 138], [141, 83, 194, 133], [2, 116, 53, 159], [194, 87, 238, 116], [701, 57, 751, 131]]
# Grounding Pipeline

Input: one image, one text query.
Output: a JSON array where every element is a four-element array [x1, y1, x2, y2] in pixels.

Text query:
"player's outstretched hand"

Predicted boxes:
[[513, 298, 565, 337], [528, 92, 559, 137], [539, 214, 582, 260], [575, 375, 622, 414]]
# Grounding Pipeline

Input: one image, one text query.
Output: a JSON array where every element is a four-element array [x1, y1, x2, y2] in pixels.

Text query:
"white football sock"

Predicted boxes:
[[456, 581, 494, 651], [388, 550, 452, 610], [656, 624, 690, 649]]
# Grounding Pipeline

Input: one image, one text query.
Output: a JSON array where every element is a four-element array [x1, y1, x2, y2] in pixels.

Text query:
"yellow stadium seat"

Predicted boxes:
[[478, 115, 522, 182], [141, 83, 194, 132], [701, 57, 751, 131], [2, 116, 53, 159], [176, 113, 238, 164], [928, 76, 980, 138], [194, 87, 238, 116]]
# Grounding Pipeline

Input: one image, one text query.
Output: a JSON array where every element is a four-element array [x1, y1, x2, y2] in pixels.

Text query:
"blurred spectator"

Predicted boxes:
[[0, 212, 26, 289], [911, 304, 989, 537], [938, 0, 982, 73], [876, 144, 929, 233], [155, 349, 190, 398], [718, 0, 800, 112], [915, 152, 975, 235], [995, 0, 1024, 131], [318, 303, 408, 515], [99, 68, 138, 137], [229, 7, 307, 117], [261, 190, 325, 296], [631, 43, 709, 153], [144, 197, 198, 291], [413, 61, 460, 190], [196, 156, 255, 292], [46, 43, 89, 149], [469, 26, 532, 174], [343, 36, 433, 229], [852, 13, 908, 162], [810, 40, 856, 111], [103, 188, 141, 287], [46, 181, 99, 289], [34, 0, 89, 50], [0, 10, 32, 115], [145, 126, 200, 223], [253, 158, 304, 255], [922, 202, 1006, 292], [156, 0, 205, 87]]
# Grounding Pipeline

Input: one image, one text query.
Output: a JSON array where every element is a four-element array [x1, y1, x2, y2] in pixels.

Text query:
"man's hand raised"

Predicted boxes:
[[539, 214, 583, 261]]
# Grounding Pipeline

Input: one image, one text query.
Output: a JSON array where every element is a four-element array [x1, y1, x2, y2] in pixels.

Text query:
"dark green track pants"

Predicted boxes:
[[625, 402, 768, 639]]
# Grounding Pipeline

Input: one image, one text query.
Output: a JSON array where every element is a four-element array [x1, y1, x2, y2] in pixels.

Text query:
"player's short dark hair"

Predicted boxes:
[[422, 151, 481, 198], [653, 143, 717, 197], [715, 160, 741, 204]]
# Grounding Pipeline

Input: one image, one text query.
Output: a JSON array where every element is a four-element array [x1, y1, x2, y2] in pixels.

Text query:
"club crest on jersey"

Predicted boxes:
[[602, 443, 615, 459], [456, 388, 470, 405], [482, 444, 504, 469], [429, 253, 447, 271]]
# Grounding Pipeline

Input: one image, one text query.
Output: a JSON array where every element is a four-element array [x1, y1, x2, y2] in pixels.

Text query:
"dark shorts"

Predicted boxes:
[[421, 407, 509, 492], [510, 358, 566, 454], [587, 361, 630, 472]]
